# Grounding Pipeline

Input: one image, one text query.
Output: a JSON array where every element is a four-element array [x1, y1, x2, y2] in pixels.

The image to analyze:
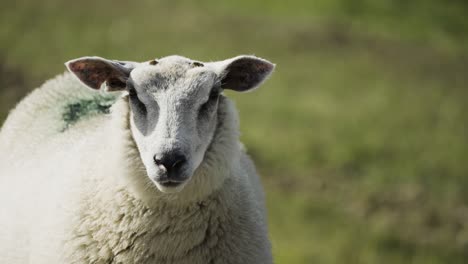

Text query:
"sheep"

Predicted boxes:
[[0, 54, 275, 264]]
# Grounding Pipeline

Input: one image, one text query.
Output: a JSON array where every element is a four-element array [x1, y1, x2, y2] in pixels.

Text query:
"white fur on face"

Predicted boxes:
[[128, 56, 220, 193]]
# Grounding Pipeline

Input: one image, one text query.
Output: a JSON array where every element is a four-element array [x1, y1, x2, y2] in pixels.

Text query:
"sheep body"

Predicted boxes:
[[0, 73, 272, 263]]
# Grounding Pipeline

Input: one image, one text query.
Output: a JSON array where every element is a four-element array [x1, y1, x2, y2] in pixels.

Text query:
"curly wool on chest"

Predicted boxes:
[[67, 187, 236, 263]]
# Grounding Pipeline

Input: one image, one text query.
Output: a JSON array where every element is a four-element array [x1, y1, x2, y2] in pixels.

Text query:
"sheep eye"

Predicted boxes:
[[126, 83, 138, 98], [126, 84, 148, 115], [199, 89, 220, 115], [129, 90, 143, 105], [209, 90, 220, 100], [206, 88, 221, 104]]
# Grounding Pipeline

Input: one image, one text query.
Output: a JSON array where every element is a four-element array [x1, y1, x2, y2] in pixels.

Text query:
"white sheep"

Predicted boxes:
[[0, 55, 275, 263]]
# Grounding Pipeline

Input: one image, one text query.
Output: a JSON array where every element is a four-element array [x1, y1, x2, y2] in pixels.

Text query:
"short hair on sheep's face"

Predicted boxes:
[[66, 54, 275, 193]]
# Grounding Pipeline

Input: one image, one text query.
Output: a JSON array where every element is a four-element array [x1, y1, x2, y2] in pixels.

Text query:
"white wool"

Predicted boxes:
[[0, 73, 272, 263]]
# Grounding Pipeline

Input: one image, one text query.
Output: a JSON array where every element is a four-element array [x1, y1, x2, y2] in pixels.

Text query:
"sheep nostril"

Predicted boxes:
[[172, 157, 186, 169], [154, 156, 163, 166]]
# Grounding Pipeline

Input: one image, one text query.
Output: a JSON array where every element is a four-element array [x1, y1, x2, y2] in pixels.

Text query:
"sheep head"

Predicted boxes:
[[66, 55, 275, 193]]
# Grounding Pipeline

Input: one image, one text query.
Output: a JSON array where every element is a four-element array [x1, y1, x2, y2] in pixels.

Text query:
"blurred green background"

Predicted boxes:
[[1, 0, 468, 263]]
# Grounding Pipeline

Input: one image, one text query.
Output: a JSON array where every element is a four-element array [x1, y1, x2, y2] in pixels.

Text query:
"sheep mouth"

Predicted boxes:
[[158, 181, 184, 188], [150, 171, 191, 192]]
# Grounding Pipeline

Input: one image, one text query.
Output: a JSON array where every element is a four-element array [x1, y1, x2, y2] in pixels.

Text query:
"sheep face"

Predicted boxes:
[[66, 55, 275, 193], [128, 56, 220, 193]]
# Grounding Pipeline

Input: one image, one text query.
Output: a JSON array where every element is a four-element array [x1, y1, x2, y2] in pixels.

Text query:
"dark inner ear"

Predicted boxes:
[[106, 77, 127, 90], [221, 57, 274, 92], [67, 59, 113, 89], [67, 58, 131, 91]]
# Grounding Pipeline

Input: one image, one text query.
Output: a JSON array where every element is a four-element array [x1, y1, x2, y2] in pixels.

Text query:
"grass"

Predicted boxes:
[[1, 0, 468, 263]]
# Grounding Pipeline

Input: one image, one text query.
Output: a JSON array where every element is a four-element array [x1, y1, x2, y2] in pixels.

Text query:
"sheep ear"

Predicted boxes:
[[65, 56, 137, 92], [215, 55, 275, 92]]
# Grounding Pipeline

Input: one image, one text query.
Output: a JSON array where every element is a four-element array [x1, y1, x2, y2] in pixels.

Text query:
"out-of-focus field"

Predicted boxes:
[[1, 1, 468, 263]]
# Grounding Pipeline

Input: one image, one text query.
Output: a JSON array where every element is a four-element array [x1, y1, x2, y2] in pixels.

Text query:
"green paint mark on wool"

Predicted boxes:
[[62, 95, 117, 131]]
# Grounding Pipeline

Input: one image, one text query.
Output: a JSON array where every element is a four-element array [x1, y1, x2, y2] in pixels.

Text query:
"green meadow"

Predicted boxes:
[[1, 1, 467, 263]]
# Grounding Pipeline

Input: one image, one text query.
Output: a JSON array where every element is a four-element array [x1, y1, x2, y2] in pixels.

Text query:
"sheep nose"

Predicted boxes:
[[153, 152, 187, 174]]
